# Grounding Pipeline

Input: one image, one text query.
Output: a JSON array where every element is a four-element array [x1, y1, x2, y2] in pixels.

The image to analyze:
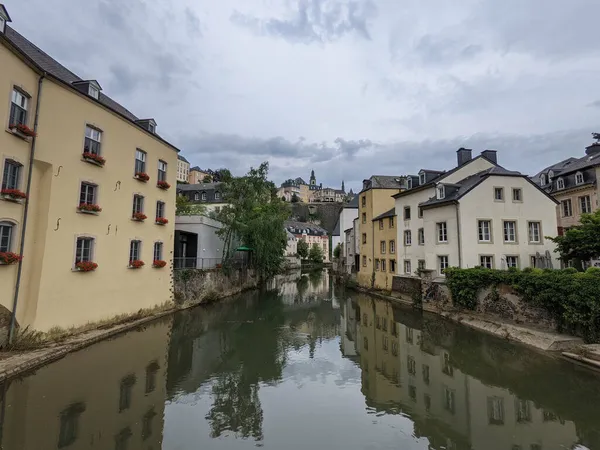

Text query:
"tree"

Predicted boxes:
[[549, 210, 600, 264], [297, 239, 309, 260], [176, 194, 206, 216], [308, 243, 324, 263], [203, 174, 213, 183], [333, 243, 342, 260], [291, 193, 300, 203]]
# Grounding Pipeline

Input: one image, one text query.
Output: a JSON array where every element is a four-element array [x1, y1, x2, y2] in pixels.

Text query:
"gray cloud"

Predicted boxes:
[[185, 7, 202, 36], [588, 100, 600, 108], [231, 0, 377, 44]]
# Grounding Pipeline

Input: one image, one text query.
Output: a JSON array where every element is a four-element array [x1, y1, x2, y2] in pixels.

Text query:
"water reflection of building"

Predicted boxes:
[[350, 296, 580, 450], [0, 317, 172, 450], [270, 270, 331, 305]]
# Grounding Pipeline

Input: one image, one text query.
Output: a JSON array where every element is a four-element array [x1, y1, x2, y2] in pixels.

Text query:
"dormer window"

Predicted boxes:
[[407, 177, 412, 189], [135, 119, 157, 134], [88, 84, 99, 99], [0, 5, 12, 34], [148, 122, 155, 133], [540, 174, 546, 185], [419, 171, 426, 185], [436, 184, 445, 199], [548, 170, 554, 183], [72, 80, 102, 100], [576, 172, 584, 185], [556, 178, 565, 190]]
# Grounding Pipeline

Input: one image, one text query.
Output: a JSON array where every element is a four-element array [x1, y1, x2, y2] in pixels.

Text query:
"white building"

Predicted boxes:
[[174, 215, 226, 269], [285, 230, 298, 256], [177, 155, 190, 183], [332, 196, 359, 259], [285, 220, 329, 262], [393, 149, 559, 278]]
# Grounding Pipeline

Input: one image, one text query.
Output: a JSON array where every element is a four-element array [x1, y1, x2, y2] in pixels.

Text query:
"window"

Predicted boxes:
[[79, 182, 97, 206], [561, 199, 572, 217], [2, 159, 21, 190], [391, 340, 398, 356], [148, 122, 156, 133], [75, 237, 94, 264], [404, 206, 411, 220], [362, 233, 367, 244], [418, 228, 424, 245], [540, 174, 546, 185], [156, 201, 165, 219], [478, 220, 491, 242], [556, 178, 565, 190], [157, 160, 167, 182], [494, 187, 504, 201], [528, 222, 541, 243], [439, 255, 449, 274], [377, 219, 384, 230], [530, 255, 537, 268], [0, 222, 14, 253], [135, 149, 146, 174], [407, 177, 412, 189], [422, 364, 430, 385], [129, 240, 141, 263], [363, 337, 368, 350], [480, 255, 494, 269], [194, 192, 200, 201], [9, 89, 28, 126], [145, 361, 159, 393], [424, 394, 431, 412], [487, 397, 505, 425], [142, 408, 157, 441], [506, 255, 519, 268], [380, 240, 386, 254], [407, 356, 416, 375], [201, 192, 207, 201], [153, 242, 163, 261], [382, 318, 388, 332], [88, 84, 100, 99], [406, 327, 414, 344], [381, 259, 386, 272], [215, 191, 221, 201], [418, 259, 425, 270], [404, 230, 412, 245], [362, 213, 366, 224], [503, 220, 517, 242], [390, 259, 396, 273], [404, 260, 411, 274], [119, 375, 136, 412], [132, 194, 144, 215], [576, 172, 584, 185], [442, 352, 453, 376], [115, 427, 132, 450], [515, 399, 531, 423], [389, 216, 394, 228], [437, 222, 448, 242], [419, 172, 425, 185], [418, 207, 423, 218], [58, 403, 85, 448], [362, 313, 368, 326], [389, 240, 395, 254], [361, 196, 366, 207], [444, 387, 456, 414], [548, 170, 554, 182], [375, 259, 380, 271], [409, 385, 417, 401], [512, 188, 522, 202], [436, 184, 445, 199], [580, 195, 592, 213], [362, 255, 367, 267], [84, 126, 102, 156]]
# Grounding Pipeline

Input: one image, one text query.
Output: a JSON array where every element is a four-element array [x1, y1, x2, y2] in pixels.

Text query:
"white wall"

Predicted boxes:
[[175, 215, 225, 261], [423, 204, 460, 274], [333, 207, 358, 258]]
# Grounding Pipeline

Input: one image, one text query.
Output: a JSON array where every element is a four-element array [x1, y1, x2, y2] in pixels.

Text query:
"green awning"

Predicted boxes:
[[236, 246, 253, 252]]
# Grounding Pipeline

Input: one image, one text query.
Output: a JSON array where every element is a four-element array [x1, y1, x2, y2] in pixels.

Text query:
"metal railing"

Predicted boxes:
[[173, 257, 223, 270]]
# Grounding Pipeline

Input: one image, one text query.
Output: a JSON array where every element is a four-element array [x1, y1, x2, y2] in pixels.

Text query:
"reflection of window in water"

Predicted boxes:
[[363, 337, 368, 350], [511, 445, 522, 450], [530, 444, 542, 450], [142, 408, 157, 440], [58, 402, 86, 448], [487, 396, 505, 425], [391, 341, 398, 356], [392, 368, 399, 384], [382, 318, 388, 332], [515, 399, 532, 423], [543, 410, 564, 424], [422, 364, 430, 385], [391, 322, 398, 337], [443, 387, 456, 414], [115, 427, 132, 450], [382, 336, 389, 351], [363, 313, 368, 326], [376, 315, 381, 329], [442, 352, 454, 377], [424, 394, 431, 412], [407, 356, 416, 375], [409, 385, 417, 401], [406, 328, 413, 344], [145, 361, 160, 394], [119, 374, 136, 412]]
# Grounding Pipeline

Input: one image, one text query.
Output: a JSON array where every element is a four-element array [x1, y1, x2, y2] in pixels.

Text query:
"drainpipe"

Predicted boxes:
[[8, 73, 45, 345], [455, 201, 463, 268]]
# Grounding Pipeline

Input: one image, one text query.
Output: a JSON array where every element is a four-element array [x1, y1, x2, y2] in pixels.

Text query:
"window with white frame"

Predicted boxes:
[[79, 182, 97, 206], [506, 255, 519, 268], [201, 192, 207, 201], [215, 191, 221, 201], [9, 89, 28, 127], [2, 159, 21, 190], [135, 149, 147, 174], [75, 236, 94, 264], [528, 222, 541, 243], [419, 172, 425, 185], [375, 259, 380, 271], [362, 233, 367, 244], [503, 221, 517, 243], [389, 216, 394, 228], [480, 255, 493, 269], [418, 228, 424, 245], [362, 255, 367, 267], [437, 222, 448, 243], [379, 219, 384, 230], [194, 192, 200, 201], [153, 242, 163, 261], [576, 172, 584, 185], [557, 178, 565, 190], [580, 195, 592, 213], [438, 255, 449, 274], [157, 160, 167, 182], [129, 240, 141, 263], [512, 188, 522, 202], [381, 259, 386, 272], [540, 174, 547, 185], [548, 170, 554, 182], [390, 259, 396, 273], [561, 199, 573, 217], [389, 240, 395, 254], [133, 194, 144, 215], [404, 230, 412, 246], [494, 187, 504, 201], [0, 221, 15, 252], [156, 201, 165, 220], [404, 260, 411, 274], [404, 206, 411, 220], [380, 240, 386, 254], [478, 220, 491, 242], [418, 207, 423, 218], [418, 259, 425, 270], [436, 184, 445, 199], [84, 126, 102, 156], [407, 177, 412, 189], [88, 84, 100, 99]]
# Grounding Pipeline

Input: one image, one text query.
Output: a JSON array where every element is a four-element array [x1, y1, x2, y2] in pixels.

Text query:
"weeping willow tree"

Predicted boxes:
[[216, 162, 289, 281]]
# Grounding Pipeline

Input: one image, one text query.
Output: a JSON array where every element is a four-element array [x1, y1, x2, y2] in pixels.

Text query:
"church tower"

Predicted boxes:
[[341, 180, 345, 193], [310, 169, 316, 186]]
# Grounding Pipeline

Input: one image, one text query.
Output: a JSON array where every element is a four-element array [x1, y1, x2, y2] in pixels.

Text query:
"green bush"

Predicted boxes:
[[585, 267, 600, 276], [445, 267, 600, 342]]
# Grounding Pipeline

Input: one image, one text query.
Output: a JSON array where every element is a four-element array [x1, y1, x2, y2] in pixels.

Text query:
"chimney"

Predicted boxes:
[[0, 5, 12, 34], [481, 149, 498, 164], [585, 143, 600, 156], [456, 148, 472, 166]]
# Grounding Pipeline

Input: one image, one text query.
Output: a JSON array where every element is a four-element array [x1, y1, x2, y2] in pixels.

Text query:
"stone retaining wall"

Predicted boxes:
[[173, 268, 258, 307]]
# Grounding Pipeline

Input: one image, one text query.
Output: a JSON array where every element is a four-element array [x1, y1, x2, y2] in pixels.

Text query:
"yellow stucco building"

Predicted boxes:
[[0, 8, 177, 332], [372, 208, 397, 290], [357, 176, 403, 288]]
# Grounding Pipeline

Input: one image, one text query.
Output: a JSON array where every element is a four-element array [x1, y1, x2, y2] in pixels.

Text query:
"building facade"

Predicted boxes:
[[176, 155, 190, 183], [331, 196, 359, 260], [174, 215, 226, 269], [372, 208, 397, 290], [0, 10, 177, 331], [176, 182, 228, 213], [187, 166, 210, 184], [285, 220, 329, 262]]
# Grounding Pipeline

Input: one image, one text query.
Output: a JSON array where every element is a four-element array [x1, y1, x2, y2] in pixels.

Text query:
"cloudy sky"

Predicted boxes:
[[7, 0, 600, 190]]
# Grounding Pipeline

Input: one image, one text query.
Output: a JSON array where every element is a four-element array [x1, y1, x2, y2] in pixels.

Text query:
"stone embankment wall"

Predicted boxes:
[[173, 268, 258, 307]]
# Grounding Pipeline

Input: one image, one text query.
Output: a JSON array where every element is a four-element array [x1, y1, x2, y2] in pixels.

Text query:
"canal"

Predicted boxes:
[[1, 269, 599, 450]]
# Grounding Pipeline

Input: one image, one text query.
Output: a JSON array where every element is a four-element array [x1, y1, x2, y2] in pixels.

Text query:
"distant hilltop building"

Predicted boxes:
[[277, 170, 348, 203]]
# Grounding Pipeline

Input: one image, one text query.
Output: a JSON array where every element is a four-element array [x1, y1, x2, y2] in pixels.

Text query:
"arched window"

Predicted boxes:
[[194, 192, 200, 201], [575, 172, 584, 185], [548, 170, 554, 183], [0, 221, 15, 252], [201, 192, 207, 201], [556, 178, 565, 190], [540, 174, 546, 185]]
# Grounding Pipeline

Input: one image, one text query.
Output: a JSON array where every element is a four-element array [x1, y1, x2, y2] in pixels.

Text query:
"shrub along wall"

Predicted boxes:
[[444, 267, 600, 343]]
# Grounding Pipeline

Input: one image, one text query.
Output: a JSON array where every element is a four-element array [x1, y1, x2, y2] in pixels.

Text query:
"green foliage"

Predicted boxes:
[[333, 243, 342, 260], [203, 174, 213, 183], [176, 194, 207, 216], [308, 243, 324, 263], [549, 209, 600, 262], [586, 266, 600, 276], [445, 267, 600, 342], [296, 239, 309, 259]]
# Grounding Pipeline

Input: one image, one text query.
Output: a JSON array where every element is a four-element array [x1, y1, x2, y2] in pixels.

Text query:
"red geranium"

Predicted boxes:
[[10, 123, 37, 137], [155, 217, 168, 225], [78, 203, 102, 212], [0, 252, 22, 265], [153, 260, 167, 268], [157, 180, 170, 190], [132, 212, 147, 221], [1, 189, 27, 200], [82, 152, 106, 166], [135, 172, 150, 182], [75, 261, 98, 272], [129, 259, 145, 268]]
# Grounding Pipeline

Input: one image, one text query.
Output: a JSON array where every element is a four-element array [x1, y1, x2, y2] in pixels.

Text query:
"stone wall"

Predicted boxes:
[[173, 268, 258, 307], [290, 203, 344, 234], [391, 276, 422, 299]]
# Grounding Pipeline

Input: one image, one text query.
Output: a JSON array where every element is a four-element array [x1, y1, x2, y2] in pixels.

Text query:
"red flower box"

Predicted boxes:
[[157, 180, 170, 190], [135, 172, 150, 182], [155, 217, 168, 225], [132, 212, 147, 221], [78, 203, 102, 213], [75, 261, 98, 272], [9, 123, 37, 137], [1, 189, 27, 201], [0, 252, 22, 265], [129, 259, 145, 269], [82, 152, 106, 166], [153, 260, 167, 268]]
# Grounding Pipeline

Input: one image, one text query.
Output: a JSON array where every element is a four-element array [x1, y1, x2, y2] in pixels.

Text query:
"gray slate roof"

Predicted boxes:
[[369, 175, 405, 189], [178, 155, 190, 163], [345, 196, 359, 208], [177, 182, 222, 192], [332, 218, 341, 236], [373, 208, 396, 221]]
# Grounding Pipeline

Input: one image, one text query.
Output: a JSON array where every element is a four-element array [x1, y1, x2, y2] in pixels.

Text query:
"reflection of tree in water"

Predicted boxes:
[[296, 275, 309, 301], [308, 269, 323, 289]]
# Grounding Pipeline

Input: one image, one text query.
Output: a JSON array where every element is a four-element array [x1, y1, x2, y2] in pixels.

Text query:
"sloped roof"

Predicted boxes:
[[177, 182, 222, 192], [344, 195, 359, 208], [332, 218, 341, 236], [178, 155, 190, 163], [372, 207, 396, 221], [370, 175, 404, 189]]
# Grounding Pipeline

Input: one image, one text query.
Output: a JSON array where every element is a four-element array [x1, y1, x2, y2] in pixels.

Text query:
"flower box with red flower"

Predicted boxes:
[[75, 261, 98, 272], [152, 260, 167, 268], [129, 260, 145, 269], [132, 212, 147, 221], [156, 180, 170, 190], [134, 172, 150, 182], [82, 151, 106, 167], [9, 123, 37, 138], [155, 217, 168, 225], [1, 189, 27, 203], [0, 252, 23, 265], [78, 203, 102, 214]]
